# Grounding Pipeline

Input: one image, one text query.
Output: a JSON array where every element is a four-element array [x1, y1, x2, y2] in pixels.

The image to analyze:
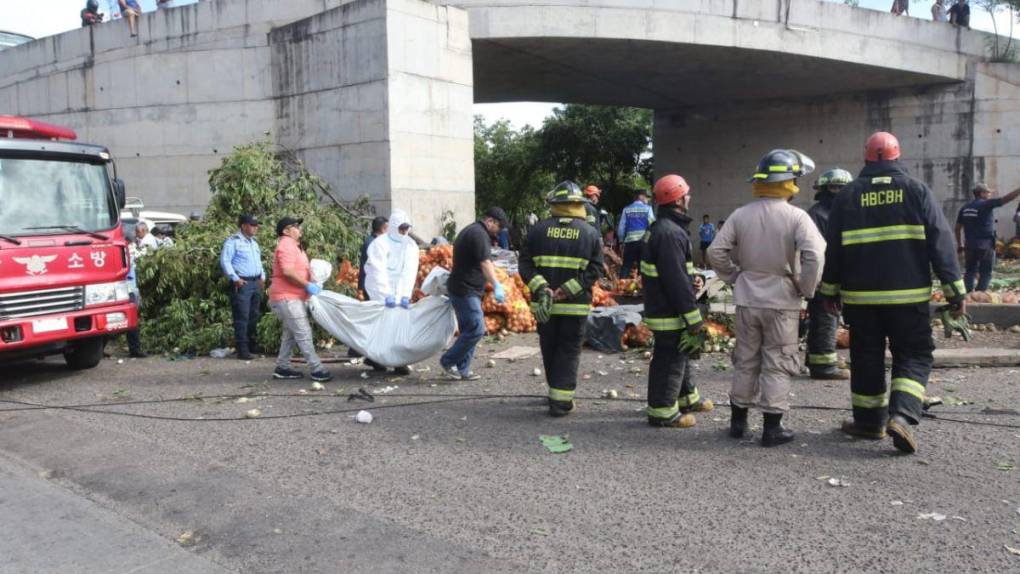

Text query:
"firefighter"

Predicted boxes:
[[641, 174, 714, 427], [583, 185, 601, 230], [805, 168, 853, 380], [519, 181, 604, 417], [819, 132, 966, 454]]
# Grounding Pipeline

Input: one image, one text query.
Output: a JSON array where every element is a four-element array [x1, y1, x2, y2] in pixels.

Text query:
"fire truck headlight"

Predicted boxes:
[[85, 281, 131, 307]]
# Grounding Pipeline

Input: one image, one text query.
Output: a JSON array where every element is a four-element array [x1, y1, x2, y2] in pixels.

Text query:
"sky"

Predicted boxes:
[[4, 0, 1017, 129]]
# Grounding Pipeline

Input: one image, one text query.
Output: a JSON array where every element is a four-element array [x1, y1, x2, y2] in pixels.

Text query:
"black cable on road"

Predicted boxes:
[[1, 393, 1019, 429]]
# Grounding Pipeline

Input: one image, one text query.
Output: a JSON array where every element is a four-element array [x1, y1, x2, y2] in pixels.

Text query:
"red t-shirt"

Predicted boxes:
[[270, 236, 310, 302]]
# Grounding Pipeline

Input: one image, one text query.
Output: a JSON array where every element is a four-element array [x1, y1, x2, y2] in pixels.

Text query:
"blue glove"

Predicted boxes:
[[400, 296, 410, 309], [385, 295, 396, 308], [493, 281, 506, 304], [305, 283, 322, 296]]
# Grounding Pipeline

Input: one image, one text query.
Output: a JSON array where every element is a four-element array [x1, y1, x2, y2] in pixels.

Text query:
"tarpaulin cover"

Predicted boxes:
[[306, 261, 456, 367]]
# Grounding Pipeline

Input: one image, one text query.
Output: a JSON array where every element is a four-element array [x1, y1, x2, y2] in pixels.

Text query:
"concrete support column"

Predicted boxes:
[[271, 0, 475, 239]]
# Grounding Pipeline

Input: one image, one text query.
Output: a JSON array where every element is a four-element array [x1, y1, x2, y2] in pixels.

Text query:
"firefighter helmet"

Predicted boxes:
[[583, 185, 602, 199], [652, 174, 691, 206], [864, 131, 901, 162], [813, 168, 853, 190], [547, 181, 585, 204], [748, 149, 816, 183]]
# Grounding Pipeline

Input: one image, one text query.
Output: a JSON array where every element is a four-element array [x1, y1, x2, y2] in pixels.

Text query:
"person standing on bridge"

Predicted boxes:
[[819, 132, 965, 454], [948, 0, 970, 27], [708, 149, 825, 448], [932, 0, 949, 21], [955, 182, 1020, 292], [804, 168, 853, 381], [118, 0, 141, 37], [617, 190, 655, 278]]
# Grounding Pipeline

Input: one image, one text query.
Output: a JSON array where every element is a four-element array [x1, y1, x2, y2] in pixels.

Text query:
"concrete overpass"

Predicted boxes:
[[0, 0, 1017, 237]]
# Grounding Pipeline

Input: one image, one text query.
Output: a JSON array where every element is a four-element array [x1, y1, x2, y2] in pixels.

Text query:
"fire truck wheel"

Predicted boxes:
[[64, 337, 105, 370]]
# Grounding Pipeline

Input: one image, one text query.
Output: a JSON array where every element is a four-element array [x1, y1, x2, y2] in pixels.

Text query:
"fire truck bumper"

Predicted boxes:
[[0, 302, 138, 358]]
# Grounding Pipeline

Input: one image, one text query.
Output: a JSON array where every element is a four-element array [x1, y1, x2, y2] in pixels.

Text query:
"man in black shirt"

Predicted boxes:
[[948, 0, 969, 27], [440, 207, 509, 380], [81, 0, 104, 26]]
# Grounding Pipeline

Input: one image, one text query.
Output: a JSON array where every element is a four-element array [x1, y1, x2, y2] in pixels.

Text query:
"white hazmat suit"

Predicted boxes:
[[364, 211, 420, 304]]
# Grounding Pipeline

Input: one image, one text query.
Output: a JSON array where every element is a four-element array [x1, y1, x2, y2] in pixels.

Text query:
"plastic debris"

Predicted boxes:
[[917, 513, 947, 521], [827, 478, 850, 488], [602, 389, 619, 399], [235, 397, 252, 404], [532, 368, 542, 376], [360, 372, 370, 379], [996, 462, 1016, 471], [310, 382, 325, 391], [297, 389, 308, 395], [890, 500, 904, 506], [531, 528, 551, 536], [209, 348, 232, 358], [176, 530, 199, 546], [539, 434, 572, 453], [597, 370, 608, 376], [1005, 545, 1020, 557], [245, 408, 262, 419], [355, 410, 373, 424], [117, 359, 124, 365]]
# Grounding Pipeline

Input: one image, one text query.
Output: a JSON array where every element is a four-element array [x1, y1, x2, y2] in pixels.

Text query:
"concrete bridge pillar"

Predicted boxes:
[[270, 0, 475, 237]]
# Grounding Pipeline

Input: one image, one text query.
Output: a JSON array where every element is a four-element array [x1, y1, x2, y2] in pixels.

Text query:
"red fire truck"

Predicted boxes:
[[0, 116, 137, 370]]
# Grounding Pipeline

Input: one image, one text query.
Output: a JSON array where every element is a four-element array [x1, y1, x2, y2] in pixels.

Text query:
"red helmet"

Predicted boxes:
[[583, 185, 601, 198], [653, 174, 690, 206], [865, 131, 901, 162]]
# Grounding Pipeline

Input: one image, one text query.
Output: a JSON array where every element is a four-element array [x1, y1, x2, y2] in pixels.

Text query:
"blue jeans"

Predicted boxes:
[[964, 246, 995, 292], [441, 294, 485, 373]]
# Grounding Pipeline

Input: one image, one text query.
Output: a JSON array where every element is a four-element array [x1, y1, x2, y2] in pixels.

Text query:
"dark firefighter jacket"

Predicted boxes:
[[819, 161, 964, 305], [640, 209, 702, 330], [519, 215, 604, 316]]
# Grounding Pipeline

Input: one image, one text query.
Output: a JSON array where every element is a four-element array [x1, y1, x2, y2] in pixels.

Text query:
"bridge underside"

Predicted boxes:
[[473, 37, 959, 108]]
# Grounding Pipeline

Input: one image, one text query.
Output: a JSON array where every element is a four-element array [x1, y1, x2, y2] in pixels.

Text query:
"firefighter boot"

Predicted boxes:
[[680, 398, 715, 414], [549, 399, 576, 417], [886, 414, 917, 454], [840, 418, 886, 440], [761, 413, 795, 447], [648, 412, 696, 428], [729, 405, 748, 439], [809, 366, 850, 380]]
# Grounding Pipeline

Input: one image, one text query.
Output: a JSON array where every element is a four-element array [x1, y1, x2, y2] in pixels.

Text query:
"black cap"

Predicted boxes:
[[483, 207, 509, 230], [239, 214, 259, 226], [276, 216, 303, 236]]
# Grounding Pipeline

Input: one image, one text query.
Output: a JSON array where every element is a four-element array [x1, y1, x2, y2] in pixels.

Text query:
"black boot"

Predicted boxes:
[[886, 414, 917, 454], [761, 413, 795, 447], [729, 405, 748, 439]]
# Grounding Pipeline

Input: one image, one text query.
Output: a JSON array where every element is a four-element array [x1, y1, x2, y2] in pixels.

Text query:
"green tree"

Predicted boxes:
[[536, 104, 652, 215], [135, 139, 368, 355], [473, 116, 554, 225]]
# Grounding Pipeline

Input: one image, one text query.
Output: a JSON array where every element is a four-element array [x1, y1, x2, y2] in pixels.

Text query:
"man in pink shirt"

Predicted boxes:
[[269, 217, 332, 382]]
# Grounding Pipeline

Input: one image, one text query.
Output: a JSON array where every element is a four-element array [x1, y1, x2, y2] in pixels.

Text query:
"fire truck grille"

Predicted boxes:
[[0, 286, 85, 320]]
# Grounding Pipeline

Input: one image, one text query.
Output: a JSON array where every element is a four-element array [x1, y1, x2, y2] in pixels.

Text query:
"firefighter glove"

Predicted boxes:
[[939, 304, 971, 341], [678, 322, 707, 359], [531, 289, 553, 325]]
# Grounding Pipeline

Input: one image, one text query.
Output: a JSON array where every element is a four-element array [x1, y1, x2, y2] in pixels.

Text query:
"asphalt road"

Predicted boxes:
[[2, 337, 1019, 573]]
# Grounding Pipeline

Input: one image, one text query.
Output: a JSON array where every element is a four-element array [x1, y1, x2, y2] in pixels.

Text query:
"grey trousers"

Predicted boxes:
[[730, 306, 801, 413], [271, 299, 323, 373]]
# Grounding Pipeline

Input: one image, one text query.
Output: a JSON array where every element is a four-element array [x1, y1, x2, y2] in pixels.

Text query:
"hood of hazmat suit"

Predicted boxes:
[[364, 210, 420, 301]]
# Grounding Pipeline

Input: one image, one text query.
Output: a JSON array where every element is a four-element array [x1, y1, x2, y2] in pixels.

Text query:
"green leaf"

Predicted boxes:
[[539, 434, 573, 454]]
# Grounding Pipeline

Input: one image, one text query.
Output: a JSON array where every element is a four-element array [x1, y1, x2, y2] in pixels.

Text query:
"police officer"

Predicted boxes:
[[617, 190, 655, 277], [519, 181, 604, 417], [819, 132, 965, 454], [641, 174, 714, 428], [806, 168, 853, 380]]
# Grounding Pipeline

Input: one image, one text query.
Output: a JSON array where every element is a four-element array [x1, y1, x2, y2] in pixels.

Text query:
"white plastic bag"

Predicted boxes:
[[308, 291, 456, 368]]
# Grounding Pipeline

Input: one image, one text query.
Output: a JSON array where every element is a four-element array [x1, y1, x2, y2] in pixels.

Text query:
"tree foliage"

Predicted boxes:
[[135, 139, 368, 355], [473, 117, 553, 226], [474, 104, 653, 225]]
